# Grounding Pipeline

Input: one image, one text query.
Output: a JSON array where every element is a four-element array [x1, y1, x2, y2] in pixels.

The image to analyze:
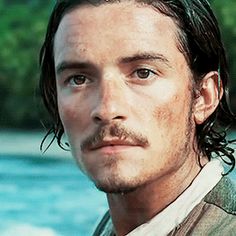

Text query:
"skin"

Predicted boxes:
[[54, 2, 220, 235]]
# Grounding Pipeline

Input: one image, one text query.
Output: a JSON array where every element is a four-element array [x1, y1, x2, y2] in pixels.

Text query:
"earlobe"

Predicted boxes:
[[193, 71, 223, 125]]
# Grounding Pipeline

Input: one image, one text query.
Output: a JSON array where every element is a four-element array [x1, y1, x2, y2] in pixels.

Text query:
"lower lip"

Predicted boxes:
[[91, 145, 140, 154]]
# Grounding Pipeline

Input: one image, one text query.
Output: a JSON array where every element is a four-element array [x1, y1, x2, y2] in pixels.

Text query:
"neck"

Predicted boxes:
[[107, 155, 208, 236]]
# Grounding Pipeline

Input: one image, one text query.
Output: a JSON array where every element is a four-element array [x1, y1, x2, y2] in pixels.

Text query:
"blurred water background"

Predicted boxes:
[[0, 1, 236, 236], [0, 131, 108, 236], [0, 131, 235, 236]]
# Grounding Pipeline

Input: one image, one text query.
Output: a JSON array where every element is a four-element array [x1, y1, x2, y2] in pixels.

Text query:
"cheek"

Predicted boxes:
[[143, 82, 183, 121], [151, 84, 193, 133], [149, 92, 194, 163], [156, 80, 192, 114], [152, 96, 179, 133], [155, 82, 177, 104], [57, 95, 88, 133]]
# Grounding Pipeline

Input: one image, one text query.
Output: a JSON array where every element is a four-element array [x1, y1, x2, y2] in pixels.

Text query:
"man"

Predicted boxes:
[[39, 0, 236, 235]]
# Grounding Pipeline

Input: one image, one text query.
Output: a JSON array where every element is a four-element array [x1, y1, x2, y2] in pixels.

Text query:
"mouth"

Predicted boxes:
[[89, 139, 141, 152]]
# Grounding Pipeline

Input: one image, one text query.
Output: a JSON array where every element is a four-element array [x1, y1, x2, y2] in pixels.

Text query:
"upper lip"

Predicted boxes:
[[90, 139, 139, 150]]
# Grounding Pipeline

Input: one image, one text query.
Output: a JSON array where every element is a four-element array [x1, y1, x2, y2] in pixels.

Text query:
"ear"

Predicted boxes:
[[193, 71, 223, 125]]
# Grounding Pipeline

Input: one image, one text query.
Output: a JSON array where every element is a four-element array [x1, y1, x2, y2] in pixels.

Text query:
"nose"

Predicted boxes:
[[91, 78, 128, 125]]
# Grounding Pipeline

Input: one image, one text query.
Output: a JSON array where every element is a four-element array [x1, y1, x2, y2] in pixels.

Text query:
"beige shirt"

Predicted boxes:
[[126, 159, 224, 235], [93, 160, 236, 236]]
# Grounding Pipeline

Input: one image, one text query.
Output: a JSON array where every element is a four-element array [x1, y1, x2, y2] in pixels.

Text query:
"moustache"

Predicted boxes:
[[80, 123, 149, 152]]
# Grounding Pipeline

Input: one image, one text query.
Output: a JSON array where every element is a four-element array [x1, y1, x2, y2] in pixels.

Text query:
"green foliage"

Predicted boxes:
[[210, 0, 236, 111], [0, 0, 235, 129], [0, 0, 53, 128]]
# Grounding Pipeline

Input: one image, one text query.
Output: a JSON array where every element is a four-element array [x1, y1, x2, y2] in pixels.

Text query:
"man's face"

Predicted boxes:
[[54, 2, 197, 193]]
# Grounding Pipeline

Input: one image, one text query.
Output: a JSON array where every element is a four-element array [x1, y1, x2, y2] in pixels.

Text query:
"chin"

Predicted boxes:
[[78, 153, 157, 194], [89, 169, 152, 194], [94, 181, 140, 194]]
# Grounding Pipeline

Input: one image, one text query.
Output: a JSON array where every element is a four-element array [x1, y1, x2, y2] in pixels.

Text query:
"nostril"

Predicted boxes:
[[93, 116, 102, 123], [113, 116, 124, 120], [92, 115, 126, 124]]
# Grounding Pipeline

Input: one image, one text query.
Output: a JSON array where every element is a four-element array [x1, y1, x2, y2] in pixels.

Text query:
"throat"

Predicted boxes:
[[106, 159, 202, 236]]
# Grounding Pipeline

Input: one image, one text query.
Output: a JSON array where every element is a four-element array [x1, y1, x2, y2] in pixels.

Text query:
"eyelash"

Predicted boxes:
[[65, 74, 90, 87], [63, 67, 158, 88], [130, 68, 158, 81]]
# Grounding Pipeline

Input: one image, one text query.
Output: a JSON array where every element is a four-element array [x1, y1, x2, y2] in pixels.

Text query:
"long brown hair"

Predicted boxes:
[[39, 0, 236, 172]]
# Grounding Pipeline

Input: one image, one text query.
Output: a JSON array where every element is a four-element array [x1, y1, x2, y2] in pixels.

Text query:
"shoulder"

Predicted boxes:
[[170, 201, 236, 236], [200, 176, 236, 234], [204, 176, 236, 214], [169, 176, 236, 236]]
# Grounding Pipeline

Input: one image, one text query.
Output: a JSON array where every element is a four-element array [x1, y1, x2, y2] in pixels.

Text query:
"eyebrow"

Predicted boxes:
[[118, 53, 172, 68], [55, 61, 95, 75], [55, 52, 172, 75]]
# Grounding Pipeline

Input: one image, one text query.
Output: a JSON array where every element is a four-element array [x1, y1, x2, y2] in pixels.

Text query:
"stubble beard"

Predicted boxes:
[[93, 119, 194, 195], [84, 151, 153, 195], [79, 95, 196, 195]]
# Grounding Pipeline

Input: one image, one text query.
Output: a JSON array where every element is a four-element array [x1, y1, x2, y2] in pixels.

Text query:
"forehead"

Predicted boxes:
[[54, 2, 183, 66]]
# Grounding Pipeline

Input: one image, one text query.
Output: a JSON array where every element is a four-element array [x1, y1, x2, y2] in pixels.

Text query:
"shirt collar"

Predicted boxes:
[[126, 159, 224, 236]]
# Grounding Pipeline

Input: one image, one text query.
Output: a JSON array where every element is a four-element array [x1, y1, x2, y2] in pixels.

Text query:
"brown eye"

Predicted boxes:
[[68, 75, 87, 86], [135, 69, 154, 79]]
